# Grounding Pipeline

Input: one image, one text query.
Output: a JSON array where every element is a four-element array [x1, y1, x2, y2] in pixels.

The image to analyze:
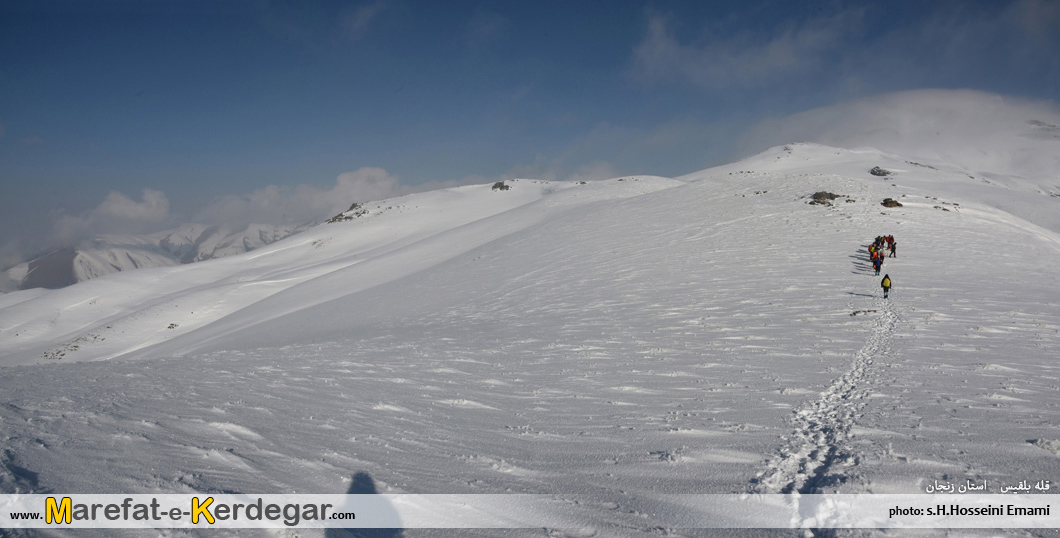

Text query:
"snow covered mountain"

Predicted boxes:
[[1, 128, 1059, 533], [0, 222, 312, 292], [741, 89, 1060, 235]]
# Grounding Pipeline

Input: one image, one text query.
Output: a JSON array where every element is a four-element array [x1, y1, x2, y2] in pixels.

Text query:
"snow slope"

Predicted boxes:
[[0, 177, 679, 366], [1, 145, 1059, 537], [740, 89, 1060, 235]]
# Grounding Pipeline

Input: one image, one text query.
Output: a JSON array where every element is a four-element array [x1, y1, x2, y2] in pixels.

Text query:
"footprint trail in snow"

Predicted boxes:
[[753, 300, 898, 494]]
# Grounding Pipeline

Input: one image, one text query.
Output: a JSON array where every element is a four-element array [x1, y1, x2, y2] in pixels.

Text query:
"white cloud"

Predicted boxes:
[[95, 189, 170, 221], [736, 89, 1060, 181], [193, 167, 404, 227], [332, 166, 404, 203], [51, 188, 174, 246], [860, 2, 1057, 82], [18, 168, 455, 264], [628, 10, 862, 89], [29, 167, 479, 261], [628, 3, 1059, 98]]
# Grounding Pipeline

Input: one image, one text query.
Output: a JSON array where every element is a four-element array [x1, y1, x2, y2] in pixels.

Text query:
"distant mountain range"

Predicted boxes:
[[0, 222, 312, 292]]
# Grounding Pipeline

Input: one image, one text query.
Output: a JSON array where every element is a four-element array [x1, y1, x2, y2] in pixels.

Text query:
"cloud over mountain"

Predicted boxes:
[[738, 89, 1060, 181], [629, 10, 862, 89], [51, 188, 174, 247], [192, 167, 404, 228]]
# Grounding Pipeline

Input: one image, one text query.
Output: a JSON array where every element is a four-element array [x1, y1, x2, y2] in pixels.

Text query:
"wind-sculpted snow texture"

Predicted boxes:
[[2, 144, 1060, 537]]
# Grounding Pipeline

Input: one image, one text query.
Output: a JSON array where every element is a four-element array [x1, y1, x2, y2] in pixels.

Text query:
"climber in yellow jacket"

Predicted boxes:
[[881, 274, 891, 299]]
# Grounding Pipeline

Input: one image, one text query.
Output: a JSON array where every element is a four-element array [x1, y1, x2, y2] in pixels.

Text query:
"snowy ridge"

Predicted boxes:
[[0, 177, 679, 366], [73, 240, 178, 280], [0, 222, 312, 292], [684, 142, 1060, 236]]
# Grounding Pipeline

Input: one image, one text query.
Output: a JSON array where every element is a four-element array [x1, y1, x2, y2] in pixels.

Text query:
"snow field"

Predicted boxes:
[[2, 144, 1060, 537]]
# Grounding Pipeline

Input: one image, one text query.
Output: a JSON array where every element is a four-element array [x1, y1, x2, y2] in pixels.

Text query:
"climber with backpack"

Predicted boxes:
[[881, 274, 892, 298]]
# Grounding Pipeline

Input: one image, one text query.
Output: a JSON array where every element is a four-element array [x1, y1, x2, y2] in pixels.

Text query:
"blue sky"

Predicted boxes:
[[2, 0, 1059, 265]]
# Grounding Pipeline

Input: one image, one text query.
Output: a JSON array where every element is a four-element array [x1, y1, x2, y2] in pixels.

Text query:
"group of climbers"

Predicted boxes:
[[867, 235, 896, 298], [870, 235, 896, 261], [869, 247, 884, 275]]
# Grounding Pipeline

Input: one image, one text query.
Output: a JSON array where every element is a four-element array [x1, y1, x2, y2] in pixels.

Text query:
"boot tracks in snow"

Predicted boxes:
[[752, 301, 898, 494]]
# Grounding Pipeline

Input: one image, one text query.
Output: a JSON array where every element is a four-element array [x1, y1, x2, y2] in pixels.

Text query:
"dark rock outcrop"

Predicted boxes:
[[326, 202, 369, 223], [808, 191, 843, 206]]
